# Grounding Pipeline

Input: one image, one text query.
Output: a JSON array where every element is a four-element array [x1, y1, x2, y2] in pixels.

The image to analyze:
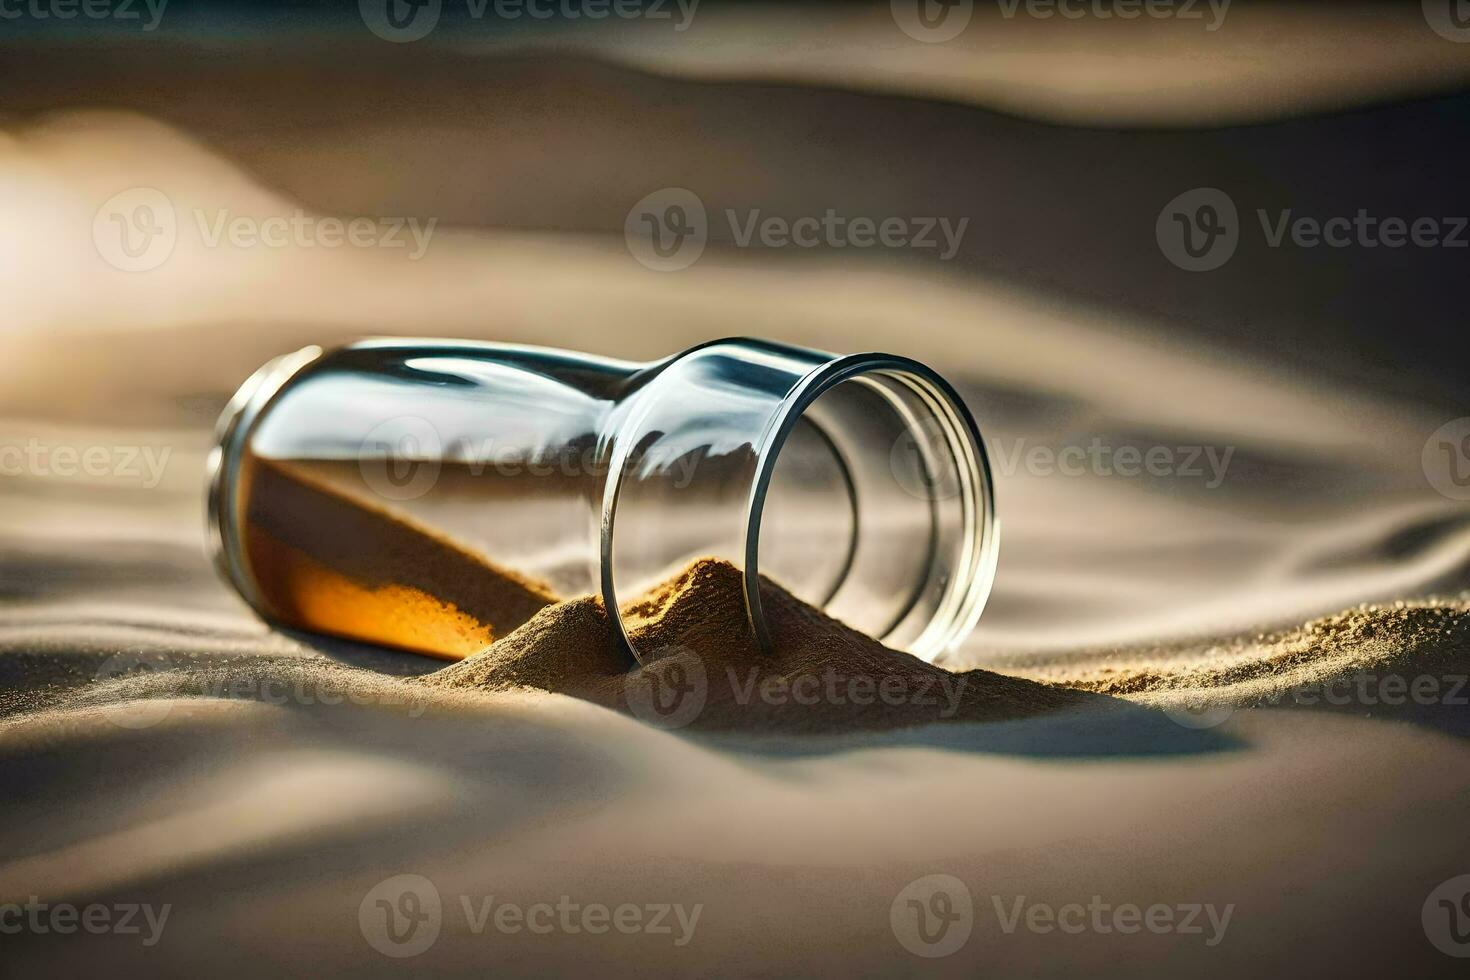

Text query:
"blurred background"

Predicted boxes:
[[4, 0, 1470, 657]]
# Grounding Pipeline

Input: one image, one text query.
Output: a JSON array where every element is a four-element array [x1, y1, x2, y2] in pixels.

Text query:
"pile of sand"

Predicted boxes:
[[997, 598, 1470, 716], [233, 461, 1092, 731], [428, 565, 1470, 732], [427, 558, 1096, 732], [229, 457, 1469, 733]]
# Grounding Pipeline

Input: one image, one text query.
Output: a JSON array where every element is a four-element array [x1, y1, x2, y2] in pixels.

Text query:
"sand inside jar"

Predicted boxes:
[[242, 457, 559, 657]]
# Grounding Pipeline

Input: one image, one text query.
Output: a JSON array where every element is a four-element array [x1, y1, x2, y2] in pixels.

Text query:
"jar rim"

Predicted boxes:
[[598, 341, 999, 665], [739, 352, 999, 664]]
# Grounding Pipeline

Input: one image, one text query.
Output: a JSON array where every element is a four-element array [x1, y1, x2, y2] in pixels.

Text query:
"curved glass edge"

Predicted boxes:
[[204, 344, 324, 615], [743, 354, 1000, 665]]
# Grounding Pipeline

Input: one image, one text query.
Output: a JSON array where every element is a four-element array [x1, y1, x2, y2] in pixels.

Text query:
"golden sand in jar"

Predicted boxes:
[[239, 455, 559, 659]]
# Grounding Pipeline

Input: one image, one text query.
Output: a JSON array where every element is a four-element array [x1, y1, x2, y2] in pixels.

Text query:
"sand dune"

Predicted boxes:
[[1000, 598, 1470, 736], [8, 558, 1462, 742], [428, 558, 1099, 732]]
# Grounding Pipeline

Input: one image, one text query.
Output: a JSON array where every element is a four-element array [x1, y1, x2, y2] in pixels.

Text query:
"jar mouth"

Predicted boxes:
[[741, 354, 999, 664], [205, 345, 324, 617], [600, 342, 998, 665]]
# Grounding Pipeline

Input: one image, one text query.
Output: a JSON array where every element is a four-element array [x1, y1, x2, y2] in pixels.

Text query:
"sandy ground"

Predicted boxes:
[[0, 590, 1466, 976], [2, 281, 1466, 975], [3, 10, 1470, 974]]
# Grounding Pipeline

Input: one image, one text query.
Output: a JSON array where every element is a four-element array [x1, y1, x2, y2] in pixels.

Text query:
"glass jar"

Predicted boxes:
[[207, 338, 998, 663]]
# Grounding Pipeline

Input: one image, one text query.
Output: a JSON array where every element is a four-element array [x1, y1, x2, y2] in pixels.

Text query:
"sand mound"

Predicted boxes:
[[428, 558, 1096, 732], [1003, 598, 1470, 716], [207, 457, 1470, 732], [428, 596, 634, 696]]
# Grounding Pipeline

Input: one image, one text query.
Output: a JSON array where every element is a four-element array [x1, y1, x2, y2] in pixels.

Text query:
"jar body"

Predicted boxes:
[[208, 338, 998, 663]]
